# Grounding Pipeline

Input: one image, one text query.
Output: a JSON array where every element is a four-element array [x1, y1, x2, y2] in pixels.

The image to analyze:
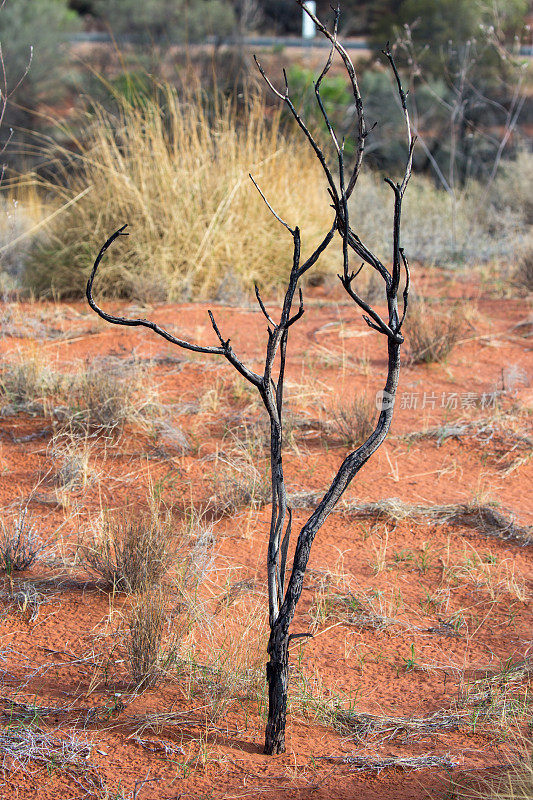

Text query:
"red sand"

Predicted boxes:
[[0, 269, 531, 799]]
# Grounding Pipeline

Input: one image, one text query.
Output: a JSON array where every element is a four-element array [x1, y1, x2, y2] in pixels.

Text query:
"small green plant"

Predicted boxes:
[[403, 644, 419, 672], [285, 64, 353, 154], [393, 541, 436, 574]]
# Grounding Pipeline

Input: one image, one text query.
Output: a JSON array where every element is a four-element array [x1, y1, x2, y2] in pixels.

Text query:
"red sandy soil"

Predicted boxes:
[[0, 267, 531, 799]]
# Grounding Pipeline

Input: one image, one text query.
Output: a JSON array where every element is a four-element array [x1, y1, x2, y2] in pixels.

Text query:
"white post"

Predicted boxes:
[[302, 1, 316, 40]]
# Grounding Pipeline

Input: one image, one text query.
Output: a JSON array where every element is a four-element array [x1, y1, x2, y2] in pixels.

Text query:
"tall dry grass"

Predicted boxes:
[[12, 82, 531, 300], [23, 84, 341, 301]]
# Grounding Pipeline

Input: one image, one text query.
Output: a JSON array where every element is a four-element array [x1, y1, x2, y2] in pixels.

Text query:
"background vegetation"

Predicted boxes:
[[0, 0, 531, 299]]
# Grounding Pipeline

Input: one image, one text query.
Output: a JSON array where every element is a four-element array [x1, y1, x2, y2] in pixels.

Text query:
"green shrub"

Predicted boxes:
[[92, 0, 236, 43], [0, 0, 80, 141], [370, 0, 528, 78], [285, 64, 353, 153]]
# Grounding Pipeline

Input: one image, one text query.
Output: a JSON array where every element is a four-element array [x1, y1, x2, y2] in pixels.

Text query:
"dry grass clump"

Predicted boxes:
[[332, 706, 466, 740], [207, 444, 270, 514], [329, 753, 458, 772], [514, 245, 533, 293], [56, 362, 149, 433], [176, 600, 267, 719], [0, 508, 48, 574], [48, 432, 94, 492], [443, 544, 528, 602], [0, 352, 58, 409], [461, 750, 533, 799], [78, 503, 178, 593], [126, 590, 181, 690], [330, 393, 376, 448], [405, 300, 464, 365], [24, 84, 341, 301], [298, 654, 531, 750], [0, 726, 95, 777], [455, 659, 532, 745], [122, 590, 266, 711], [352, 498, 532, 546], [0, 352, 156, 433]]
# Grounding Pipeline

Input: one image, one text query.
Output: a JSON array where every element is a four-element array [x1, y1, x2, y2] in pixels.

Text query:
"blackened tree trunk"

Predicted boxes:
[[264, 622, 290, 753], [86, 0, 414, 757]]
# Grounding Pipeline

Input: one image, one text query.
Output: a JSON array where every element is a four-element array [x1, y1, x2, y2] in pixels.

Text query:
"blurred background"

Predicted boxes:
[[0, 0, 531, 301]]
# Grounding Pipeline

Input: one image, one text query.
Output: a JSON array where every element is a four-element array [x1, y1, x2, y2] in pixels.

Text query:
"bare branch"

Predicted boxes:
[[314, 8, 341, 156], [344, 226, 392, 287], [249, 173, 295, 234], [363, 315, 384, 333], [287, 287, 305, 327], [86, 226, 262, 387], [382, 43, 414, 196], [339, 272, 402, 342], [397, 248, 410, 331], [255, 284, 276, 326], [296, 0, 367, 198], [254, 55, 339, 204], [297, 223, 336, 277], [207, 309, 230, 349]]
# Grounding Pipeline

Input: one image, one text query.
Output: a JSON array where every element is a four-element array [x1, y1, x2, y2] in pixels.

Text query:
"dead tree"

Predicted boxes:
[[86, 1, 414, 756]]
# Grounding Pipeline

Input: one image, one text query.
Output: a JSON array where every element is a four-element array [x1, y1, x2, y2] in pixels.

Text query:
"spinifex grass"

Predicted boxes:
[[24, 84, 342, 301], [0, 508, 48, 575]]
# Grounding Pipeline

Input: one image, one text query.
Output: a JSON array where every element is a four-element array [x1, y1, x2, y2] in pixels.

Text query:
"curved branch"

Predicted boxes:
[[255, 285, 276, 327], [382, 43, 415, 196], [87, 226, 263, 387], [314, 9, 341, 157], [249, 173, 295, 235]]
